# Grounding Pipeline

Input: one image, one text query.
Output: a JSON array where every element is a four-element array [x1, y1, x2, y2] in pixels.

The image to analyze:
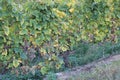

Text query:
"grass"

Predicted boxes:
[[68, 59, 120, 80], [68, 40, 120, 68]]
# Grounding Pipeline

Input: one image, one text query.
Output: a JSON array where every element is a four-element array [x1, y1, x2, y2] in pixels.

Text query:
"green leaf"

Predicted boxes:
[[19, 29, 28, 35], [117, 14, 120, 18], [3, 26, 9, 36], [13, 60, 20, 68], [20, 19, 24, 25], [8, 63, 14, 68], [40, 66, 48, 75], [14, 48, 22, 54], [0, 36, 4, 44], [20, 52, 28, 60]]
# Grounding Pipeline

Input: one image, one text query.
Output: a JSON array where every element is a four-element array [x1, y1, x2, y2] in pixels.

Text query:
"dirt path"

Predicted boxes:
[[55, 54, 120, 80]]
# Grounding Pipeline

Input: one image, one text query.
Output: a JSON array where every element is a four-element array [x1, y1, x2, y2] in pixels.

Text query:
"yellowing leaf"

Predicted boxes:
[[13, 60, 20, 68], [53, 8, 66, 18], [40, 48, 46, 55], [53, 42, 59, 47], [67, 3, 72, 7], [71, 0, 76, 3], [63, 23, 69, 30], [67, 0, 76, 7], [105, 18, 110, 21], [95, 30, 99, 35], [17, 59, 22, 63], [52, 54, 57, 60], [69, 8, 74, 13], [105, 29, 108, 33], [60, 46, 68, 51], [55, 64, 61, 69], [30, 36, 34, 42], [2, 49, 7, 56]]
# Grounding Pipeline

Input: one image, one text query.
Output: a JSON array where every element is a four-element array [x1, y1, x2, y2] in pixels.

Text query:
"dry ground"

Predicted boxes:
[[55, 54, 120, 80]]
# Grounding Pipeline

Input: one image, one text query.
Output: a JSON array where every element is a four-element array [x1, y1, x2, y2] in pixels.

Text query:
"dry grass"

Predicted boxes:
[[56, 54, 120, 80]]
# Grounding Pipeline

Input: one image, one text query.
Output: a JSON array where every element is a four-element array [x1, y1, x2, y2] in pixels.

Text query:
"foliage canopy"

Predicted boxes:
[[0, 0, 120, 74]]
